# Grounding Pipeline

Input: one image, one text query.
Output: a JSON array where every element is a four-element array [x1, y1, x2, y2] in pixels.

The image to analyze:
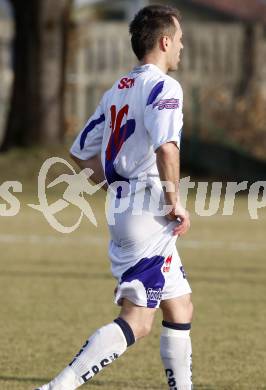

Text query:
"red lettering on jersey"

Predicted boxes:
[[118, 77, 135, 89], [106, 104, 129, 161]]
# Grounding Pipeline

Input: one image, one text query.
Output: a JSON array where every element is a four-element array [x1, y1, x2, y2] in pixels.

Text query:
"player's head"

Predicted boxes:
[[129, 5, 183, 72]]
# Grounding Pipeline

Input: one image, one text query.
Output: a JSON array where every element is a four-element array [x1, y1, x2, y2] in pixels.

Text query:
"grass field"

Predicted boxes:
[[0, 148, 266, 390]]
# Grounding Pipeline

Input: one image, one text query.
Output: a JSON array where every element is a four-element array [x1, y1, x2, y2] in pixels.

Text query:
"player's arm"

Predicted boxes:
[[69, 94, 108, 190], [156, 141, 179, 206], [156, 142, 190, 236], [145, 79, 189, 235], [70, 154, 108, 191]]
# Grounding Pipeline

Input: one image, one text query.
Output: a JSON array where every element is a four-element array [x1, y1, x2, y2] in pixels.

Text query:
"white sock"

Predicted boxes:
[[45, 318, 134, 390], [160, 322, 192, 390]]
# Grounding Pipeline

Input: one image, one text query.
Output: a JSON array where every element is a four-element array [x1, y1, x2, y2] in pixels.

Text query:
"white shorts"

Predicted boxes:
[[107, 186, 192, 309], [114, 246, 191, 308]]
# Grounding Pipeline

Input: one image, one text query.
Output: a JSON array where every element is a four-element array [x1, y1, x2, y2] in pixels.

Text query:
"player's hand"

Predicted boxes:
[[166, 203, 190, 236]]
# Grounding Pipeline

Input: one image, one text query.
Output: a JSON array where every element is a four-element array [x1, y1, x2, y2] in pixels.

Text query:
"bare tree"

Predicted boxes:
[[1, 0, 72, 151]]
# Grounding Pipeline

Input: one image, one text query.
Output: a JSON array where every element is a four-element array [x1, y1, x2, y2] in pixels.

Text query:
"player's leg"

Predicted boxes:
[[36, 299, 156, 390], [119, 297, 157, 339], [160, 294, 193, 390]]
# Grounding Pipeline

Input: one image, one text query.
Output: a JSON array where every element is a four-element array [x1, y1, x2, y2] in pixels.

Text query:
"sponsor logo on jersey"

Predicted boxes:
[[163, 255, 173, 273], [146, 288, 163, 301], [153, 98, 179, 110], [118, 77, 135, 89]]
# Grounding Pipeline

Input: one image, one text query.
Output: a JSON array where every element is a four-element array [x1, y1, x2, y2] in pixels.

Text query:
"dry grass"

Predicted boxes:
[[0, 148, 266, 389]]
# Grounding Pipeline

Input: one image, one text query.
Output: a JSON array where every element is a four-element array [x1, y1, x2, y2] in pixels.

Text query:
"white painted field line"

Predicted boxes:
[[0, 233, 103, 245], [0, 233, 265, 252], [190, 214, 266, 222], [178, 240, 265, 251]]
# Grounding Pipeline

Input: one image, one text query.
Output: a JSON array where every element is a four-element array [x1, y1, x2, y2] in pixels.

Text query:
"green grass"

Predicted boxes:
[[0, 148, 266, 389]]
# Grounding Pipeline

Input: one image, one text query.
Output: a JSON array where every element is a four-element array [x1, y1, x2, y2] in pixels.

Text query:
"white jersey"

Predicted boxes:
[[70, 63, 191, 308], [70, 63, 183, 185]]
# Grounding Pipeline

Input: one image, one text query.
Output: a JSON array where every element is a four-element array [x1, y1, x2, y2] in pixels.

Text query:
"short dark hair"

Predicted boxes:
[[129, 5, 181, 61]]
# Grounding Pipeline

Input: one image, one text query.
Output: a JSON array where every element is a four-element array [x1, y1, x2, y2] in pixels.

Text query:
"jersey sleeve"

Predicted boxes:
[[70, 98, 105, 160], [144, 79, 183, 151]]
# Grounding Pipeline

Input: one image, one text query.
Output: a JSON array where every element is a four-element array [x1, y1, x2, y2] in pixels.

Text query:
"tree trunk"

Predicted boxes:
[[1, 0, 72, 151]]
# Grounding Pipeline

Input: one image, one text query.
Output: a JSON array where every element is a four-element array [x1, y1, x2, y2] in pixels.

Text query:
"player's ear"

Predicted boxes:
[[159, 35, 169, 52]]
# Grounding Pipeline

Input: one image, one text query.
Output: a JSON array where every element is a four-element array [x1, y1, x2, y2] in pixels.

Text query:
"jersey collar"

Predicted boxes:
[[132, 63, 166, 75]]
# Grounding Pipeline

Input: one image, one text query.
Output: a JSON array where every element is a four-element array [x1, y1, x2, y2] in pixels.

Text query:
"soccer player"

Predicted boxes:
[[36, 5, 193, 390]]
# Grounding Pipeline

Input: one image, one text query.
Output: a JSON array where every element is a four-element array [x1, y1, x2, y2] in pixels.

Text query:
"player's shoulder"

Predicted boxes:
[[99, 84, 115, 108], [143, 73, 183, 108], [160, 74, 183, 96], [139, 65, 183, 97]]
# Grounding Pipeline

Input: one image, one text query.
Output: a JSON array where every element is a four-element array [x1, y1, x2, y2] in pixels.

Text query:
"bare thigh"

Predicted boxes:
[[160, 293, 193, 323], [119, 298, 157, 339]]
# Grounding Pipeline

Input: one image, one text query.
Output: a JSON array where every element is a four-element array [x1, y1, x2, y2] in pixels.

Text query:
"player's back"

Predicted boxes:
[[70, 63, 183, 189], [101, 64, 183, 186]]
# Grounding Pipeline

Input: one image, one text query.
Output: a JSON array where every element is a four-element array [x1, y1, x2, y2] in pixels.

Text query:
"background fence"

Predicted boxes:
[[1, 19, 266, 157], [64, 21, 266, 162], [65, 22, 246, 128]]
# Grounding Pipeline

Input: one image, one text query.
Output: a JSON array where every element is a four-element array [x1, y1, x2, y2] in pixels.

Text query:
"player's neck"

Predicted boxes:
[[140, 55, 168, 74]]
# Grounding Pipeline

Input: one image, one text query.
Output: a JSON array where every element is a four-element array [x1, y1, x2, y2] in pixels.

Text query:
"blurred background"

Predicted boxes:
[[1, 0, 266, 178], [0, 1, 266, 389]]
